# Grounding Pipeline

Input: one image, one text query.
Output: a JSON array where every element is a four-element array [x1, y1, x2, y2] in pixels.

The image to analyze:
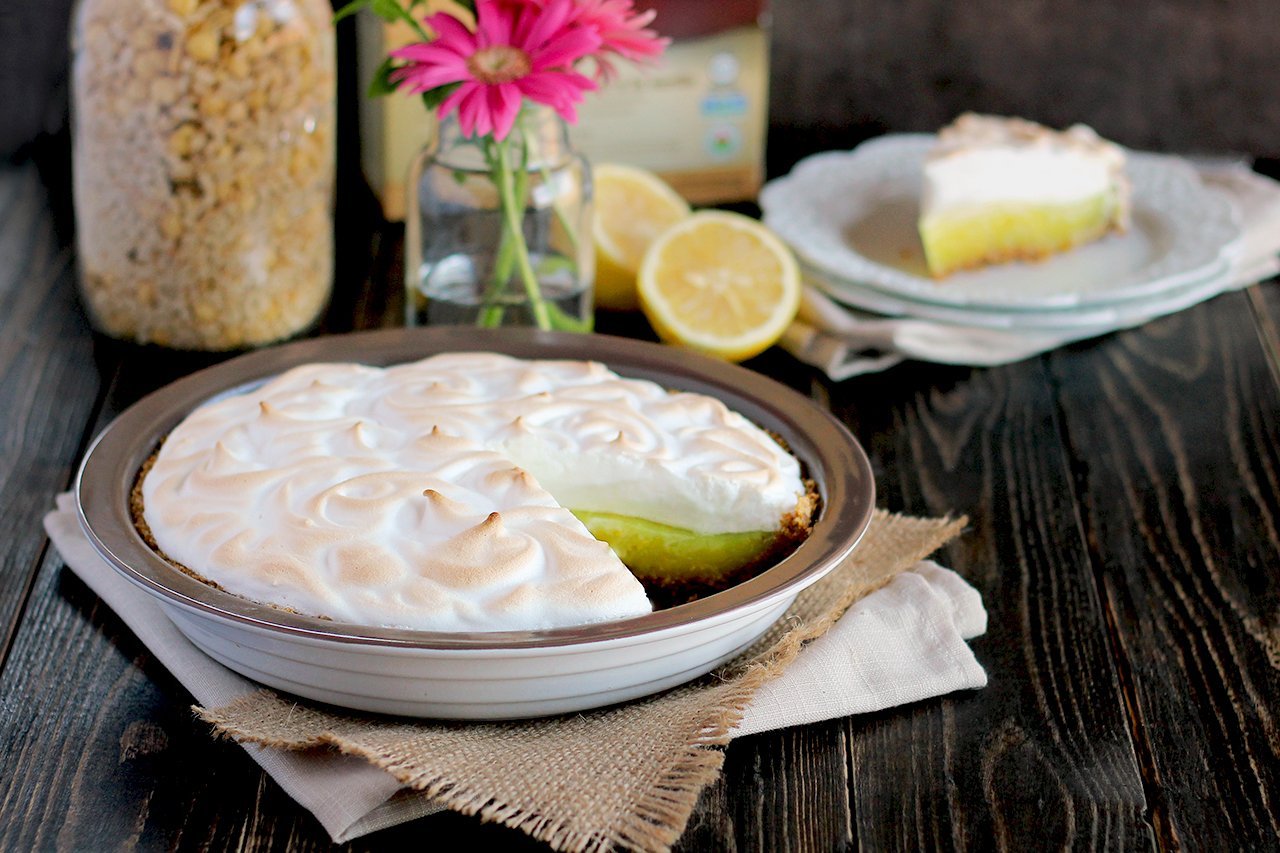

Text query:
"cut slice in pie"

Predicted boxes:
[[918, 114, 1131, 278], [138, 353, 814, 632]]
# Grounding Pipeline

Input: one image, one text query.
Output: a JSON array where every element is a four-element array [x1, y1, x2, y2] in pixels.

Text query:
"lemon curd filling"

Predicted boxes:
[[919, 192, 1120, 277], [570, 510, 779, 584]]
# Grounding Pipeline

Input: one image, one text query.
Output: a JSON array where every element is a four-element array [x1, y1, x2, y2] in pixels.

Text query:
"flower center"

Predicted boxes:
[[467, 45, 532, 84]]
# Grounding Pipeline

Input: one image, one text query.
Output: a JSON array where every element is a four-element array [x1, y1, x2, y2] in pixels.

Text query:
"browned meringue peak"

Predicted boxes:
[[931, 112, 1126, 168]]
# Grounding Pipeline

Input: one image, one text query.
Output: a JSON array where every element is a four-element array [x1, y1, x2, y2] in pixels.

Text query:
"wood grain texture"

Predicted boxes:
[[3, 145, 1280, 850], [1047, 290, 1280, 850], [823, 357, 1155, 850], [1247, 283, 1280, 388], [680, 720, 855, 851], [0, 164, 105, 665], [768, 0, 1280, 157]]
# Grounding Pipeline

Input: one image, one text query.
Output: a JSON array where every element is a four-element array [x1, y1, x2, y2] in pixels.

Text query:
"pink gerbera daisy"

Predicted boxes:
[[563, 0, 668, 80], [390, 0, 601, 141]]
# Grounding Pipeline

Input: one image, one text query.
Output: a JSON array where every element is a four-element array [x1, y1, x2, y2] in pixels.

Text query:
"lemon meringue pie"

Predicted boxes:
[[137, 353, 814, 632]]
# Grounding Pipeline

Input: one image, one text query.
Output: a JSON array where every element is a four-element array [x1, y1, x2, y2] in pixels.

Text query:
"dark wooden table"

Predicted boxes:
[[1, 146, 1278, 852]]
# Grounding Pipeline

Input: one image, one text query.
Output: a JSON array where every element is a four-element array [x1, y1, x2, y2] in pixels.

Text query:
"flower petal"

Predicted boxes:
[[389, 42, 463, 64], [438, 82, 481, 137], [423, 11, 477, 50], [516, 69, 594, 113], [390, 62, 470, 92], [466, 86, 495, 137], [474, 0, 513, 49], [487, 83, 523, 141], [531, 27, 600, 70], [518, 0, 573, 50]]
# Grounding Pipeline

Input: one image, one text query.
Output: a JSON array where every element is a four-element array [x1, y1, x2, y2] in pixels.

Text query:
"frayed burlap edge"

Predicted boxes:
[[196, 510, 966, 852]]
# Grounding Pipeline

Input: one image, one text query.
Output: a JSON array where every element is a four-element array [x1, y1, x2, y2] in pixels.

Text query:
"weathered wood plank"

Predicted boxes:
[[681, 719, 855, 851], [1246, 284, 1280, 388], [0, 164, 107, 665], [821, 356, 1156, 850], [1048, 291, 1280, 850], [9, 199, 1272, 850], [0, 336, 1156, 849]]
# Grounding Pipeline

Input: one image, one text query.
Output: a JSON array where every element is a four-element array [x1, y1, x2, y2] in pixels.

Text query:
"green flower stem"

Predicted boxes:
[[512, 112, 591, 332], [478, 140, 513, 327], [545, 301, 593, 332], [512, 129, 591, 327], [518, 113, 581, 257], [493, 136, 552, 330], [383, 2, 432, 42], [478, 230, 513, 327]]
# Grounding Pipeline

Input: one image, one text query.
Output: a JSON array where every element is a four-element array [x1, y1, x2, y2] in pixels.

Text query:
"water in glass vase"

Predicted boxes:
[[405, 107, 594, 331], [410, 251, 591, 327]]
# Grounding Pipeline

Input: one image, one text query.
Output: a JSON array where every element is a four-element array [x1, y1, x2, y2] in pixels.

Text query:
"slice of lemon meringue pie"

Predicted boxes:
[[918, 113, 1131, 278]]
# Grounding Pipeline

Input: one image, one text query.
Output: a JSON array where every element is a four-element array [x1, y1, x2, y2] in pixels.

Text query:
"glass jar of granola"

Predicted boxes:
[[70, 0, 335, 350]]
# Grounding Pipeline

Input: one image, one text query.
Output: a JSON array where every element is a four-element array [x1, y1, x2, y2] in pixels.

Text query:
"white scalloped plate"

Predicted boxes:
[[804, 255, 1234, 331], [761, 135, 1242, 311]]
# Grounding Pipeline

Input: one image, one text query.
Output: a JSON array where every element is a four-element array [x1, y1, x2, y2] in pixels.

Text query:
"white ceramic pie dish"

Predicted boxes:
[[76, 328, 875, 719]]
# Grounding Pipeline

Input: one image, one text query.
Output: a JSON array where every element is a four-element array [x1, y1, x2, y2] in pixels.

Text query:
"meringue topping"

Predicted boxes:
[[141, 353, 807, 632], [924, 113, 1131, 225]]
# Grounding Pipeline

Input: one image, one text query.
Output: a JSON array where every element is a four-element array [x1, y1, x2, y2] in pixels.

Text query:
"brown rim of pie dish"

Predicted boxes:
[[76, 327, 876, 650]]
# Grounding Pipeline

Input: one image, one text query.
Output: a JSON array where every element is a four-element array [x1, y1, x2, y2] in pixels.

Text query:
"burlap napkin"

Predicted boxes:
[[780, 161, 1280, 379], [47, 493, 985, 850]]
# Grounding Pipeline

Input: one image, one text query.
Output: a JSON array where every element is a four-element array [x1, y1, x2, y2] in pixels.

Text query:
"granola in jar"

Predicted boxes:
[[71, 0, 335, 349]]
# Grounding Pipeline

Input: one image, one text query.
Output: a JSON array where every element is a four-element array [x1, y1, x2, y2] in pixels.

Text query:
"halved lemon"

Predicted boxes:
[[638, 211, 801, 362], [592, 163, 691, 310]]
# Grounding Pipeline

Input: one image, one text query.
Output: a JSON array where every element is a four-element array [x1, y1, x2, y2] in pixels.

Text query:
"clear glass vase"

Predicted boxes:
[[405, 106, 594, 331]]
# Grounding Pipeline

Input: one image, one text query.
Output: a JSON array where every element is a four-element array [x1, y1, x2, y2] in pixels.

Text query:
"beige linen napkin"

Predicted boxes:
[[782, 163, 1280, 379], [47, 492, 986, 847]]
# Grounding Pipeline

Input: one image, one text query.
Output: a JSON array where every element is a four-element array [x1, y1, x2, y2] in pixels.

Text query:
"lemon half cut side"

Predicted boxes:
[[591, 163, 691, 310], [638, 211, 801, 362]]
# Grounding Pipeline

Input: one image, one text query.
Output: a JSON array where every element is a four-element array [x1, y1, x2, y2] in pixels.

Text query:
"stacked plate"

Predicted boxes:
[[760, 135, 1243, 334]]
